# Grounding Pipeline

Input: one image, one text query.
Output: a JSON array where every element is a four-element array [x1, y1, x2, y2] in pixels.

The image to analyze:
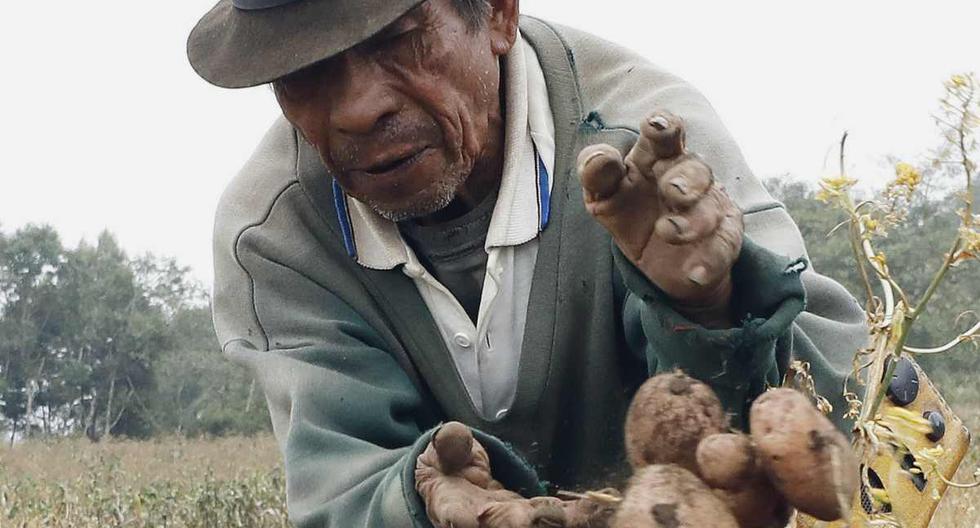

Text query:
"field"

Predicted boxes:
[[928, 368, 980, 528], [0, 435, 287, 528], [1, 370, 978, 527]]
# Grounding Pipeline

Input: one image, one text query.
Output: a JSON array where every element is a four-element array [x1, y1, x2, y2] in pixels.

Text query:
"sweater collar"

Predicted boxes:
[[331, 32, 556, 270]]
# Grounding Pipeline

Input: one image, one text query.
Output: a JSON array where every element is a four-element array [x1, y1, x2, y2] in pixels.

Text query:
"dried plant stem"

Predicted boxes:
[[911, 237, 963, 320], [849, 225, 876, 308], [936, 474, 980, 489], [903, 76, 974, 330], [905, 320, 980, 354], [955, 80, 974, 221]]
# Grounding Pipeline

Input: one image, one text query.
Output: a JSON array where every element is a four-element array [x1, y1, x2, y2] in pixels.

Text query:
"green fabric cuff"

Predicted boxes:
[[616, 237, 807, 420], [401, 425, 546, 527]]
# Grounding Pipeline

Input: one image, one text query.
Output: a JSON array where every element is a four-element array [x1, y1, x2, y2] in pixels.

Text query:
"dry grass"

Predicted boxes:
[[0, 435, 287, 528], [928, 368, 980, 528], [0, 380, 976, 527]]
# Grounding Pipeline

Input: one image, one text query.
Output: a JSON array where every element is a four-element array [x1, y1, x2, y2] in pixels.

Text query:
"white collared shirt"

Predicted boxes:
[[331, 34, 556, 420]]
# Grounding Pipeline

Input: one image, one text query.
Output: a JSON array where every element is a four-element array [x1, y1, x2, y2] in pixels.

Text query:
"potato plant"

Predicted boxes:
[[813, 73, 980, 526]]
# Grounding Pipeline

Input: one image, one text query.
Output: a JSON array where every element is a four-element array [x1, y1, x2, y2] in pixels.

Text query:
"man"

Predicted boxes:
[[187, 0, 868, 526]]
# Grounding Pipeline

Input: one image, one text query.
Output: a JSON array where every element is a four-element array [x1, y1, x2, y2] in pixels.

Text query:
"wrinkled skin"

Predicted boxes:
[[415, 422, 615, 528], [273, 0, 516, 223], [577, 113, 744, 327]]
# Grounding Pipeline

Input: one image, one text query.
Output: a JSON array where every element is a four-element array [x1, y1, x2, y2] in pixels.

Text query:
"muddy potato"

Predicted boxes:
[[749, 388, 859, 521], [696, 433, 757, 489], [625, 371, 728, 473], [696, 433, 792, 528], [613, 464, 739, 528]]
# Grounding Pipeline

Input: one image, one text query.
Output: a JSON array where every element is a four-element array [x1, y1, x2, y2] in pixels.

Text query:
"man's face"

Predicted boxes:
[[273, 0, 511, 221]]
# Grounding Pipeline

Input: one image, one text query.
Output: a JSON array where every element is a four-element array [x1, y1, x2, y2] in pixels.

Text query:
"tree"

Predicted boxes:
[[149, 305, 271, 437], [0, 224, 271, 441], [0, 225, 65, 441]]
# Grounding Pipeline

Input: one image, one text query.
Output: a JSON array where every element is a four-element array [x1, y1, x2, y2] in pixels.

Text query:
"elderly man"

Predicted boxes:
[[187, 0, 867, 526]]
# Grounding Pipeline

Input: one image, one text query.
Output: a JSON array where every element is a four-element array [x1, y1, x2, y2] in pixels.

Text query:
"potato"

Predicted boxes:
[[749, 388, 859, 521], [714, 480, 791, 528], [696, 433, 757, 489], [612, 464, 739, 528], [625, 371, 728, 473], [696, 433, 792, 528]]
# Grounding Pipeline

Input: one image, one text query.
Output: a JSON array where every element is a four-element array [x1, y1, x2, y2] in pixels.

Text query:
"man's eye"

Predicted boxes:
[[375, 28, 418, 49], [275, 68, 320, 102]]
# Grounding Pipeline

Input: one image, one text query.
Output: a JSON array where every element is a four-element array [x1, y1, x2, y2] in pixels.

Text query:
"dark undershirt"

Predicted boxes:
[[398, 188, 499, 323]]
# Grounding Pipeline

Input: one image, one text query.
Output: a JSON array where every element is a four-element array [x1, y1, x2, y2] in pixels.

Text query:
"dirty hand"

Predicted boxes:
[[415, 422, 613, 527], [576, 111, 743, 327]]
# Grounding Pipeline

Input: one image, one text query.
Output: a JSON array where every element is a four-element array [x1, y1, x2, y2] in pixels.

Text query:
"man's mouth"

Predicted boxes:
[[361, 146, 431, 176]]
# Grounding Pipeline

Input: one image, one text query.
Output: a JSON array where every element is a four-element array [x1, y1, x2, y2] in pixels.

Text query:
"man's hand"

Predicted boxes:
[[577, 111, 744, 327], [415, 422, 613, 527]]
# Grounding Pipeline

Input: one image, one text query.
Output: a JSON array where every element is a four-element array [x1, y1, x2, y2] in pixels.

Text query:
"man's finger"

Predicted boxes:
[[577, 144, 626, 201], [654, 188, 726, 245], [657, 156, 713, 210], [433, 421, 475, 474], [678, 200, 743, 297], [626, 110, 686, 175], [708, 201, 744, 268], [422, 477, 486, 528], [428, 422, 503, 490]]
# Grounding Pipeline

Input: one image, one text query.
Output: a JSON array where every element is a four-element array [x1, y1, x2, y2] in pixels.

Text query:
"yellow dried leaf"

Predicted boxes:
[[893, 162, 922, 188], [820, 175, 858, 192]]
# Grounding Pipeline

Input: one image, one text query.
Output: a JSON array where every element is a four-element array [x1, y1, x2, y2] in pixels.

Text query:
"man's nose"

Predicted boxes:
[[328, 53, 400, 137]]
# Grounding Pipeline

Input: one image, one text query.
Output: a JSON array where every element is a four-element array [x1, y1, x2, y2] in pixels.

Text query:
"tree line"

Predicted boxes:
[[0, 227, 269, 443]]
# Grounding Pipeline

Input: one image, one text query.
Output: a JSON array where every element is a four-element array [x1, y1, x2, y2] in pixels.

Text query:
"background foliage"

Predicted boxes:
[[767, 174, 979, 377], [0, 229, 270, 443]]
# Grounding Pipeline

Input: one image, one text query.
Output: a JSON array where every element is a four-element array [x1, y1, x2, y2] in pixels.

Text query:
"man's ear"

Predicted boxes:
[[487, 0, 519, 56]]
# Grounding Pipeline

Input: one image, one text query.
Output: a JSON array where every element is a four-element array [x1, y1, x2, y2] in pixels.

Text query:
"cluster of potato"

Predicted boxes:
[[614, 371, 859, 528]]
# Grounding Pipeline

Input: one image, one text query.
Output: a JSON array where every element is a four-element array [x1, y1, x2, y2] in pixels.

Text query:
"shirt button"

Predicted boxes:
[[453, 333, 472, 348]]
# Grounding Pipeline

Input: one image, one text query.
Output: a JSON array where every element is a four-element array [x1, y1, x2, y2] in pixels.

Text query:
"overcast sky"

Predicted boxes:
[[1, 1, 978, 287]]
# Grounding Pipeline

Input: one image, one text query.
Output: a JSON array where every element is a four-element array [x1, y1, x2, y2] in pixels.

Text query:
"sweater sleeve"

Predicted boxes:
[[214, 212, 541, 528], [223, 323, 432, 528], [224, 333, 539, 528]]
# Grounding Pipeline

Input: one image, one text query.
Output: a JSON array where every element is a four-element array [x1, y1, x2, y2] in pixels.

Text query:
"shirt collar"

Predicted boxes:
[[332, 33, 556, 270]]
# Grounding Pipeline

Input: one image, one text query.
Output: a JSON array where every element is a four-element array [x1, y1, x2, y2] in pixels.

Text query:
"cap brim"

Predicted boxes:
[[188, 0, 424, 89]]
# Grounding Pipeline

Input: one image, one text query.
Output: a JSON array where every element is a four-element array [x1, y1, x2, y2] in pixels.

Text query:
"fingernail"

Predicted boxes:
[[581, 150, 608, 168], [667, 216, 689, 235], [688, 266, 708, 286], [649, 115, 670, 131], [669, 178, 688, 196]]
